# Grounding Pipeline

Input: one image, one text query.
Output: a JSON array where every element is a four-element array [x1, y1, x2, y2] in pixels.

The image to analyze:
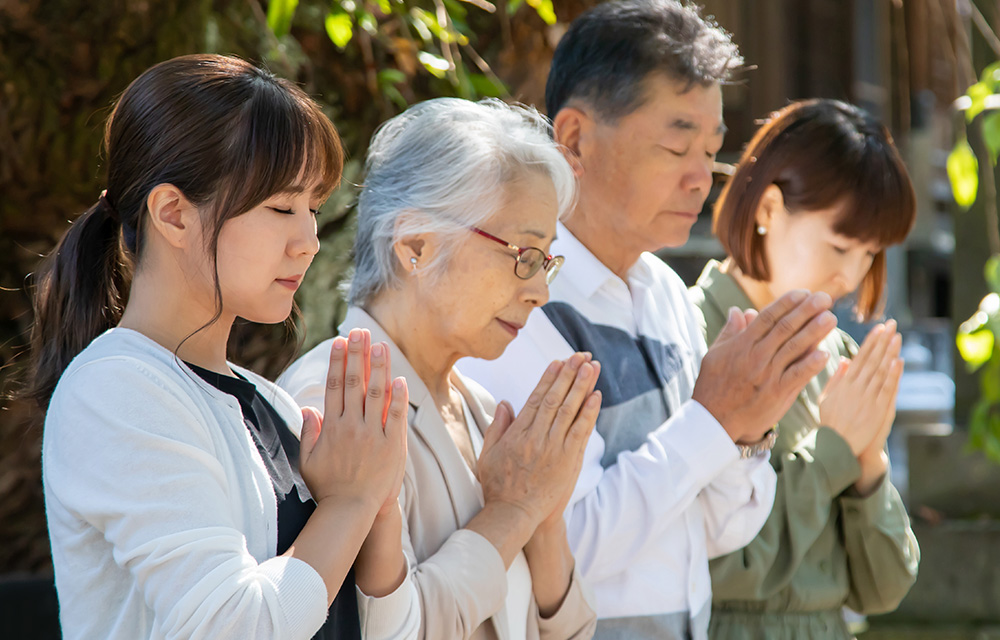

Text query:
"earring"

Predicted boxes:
[[410, 257, 418, 272], [756, 225, 767, 236]]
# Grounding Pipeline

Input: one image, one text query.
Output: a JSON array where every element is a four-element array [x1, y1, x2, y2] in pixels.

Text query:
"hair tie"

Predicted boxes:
[[98, 189, 120, 223]]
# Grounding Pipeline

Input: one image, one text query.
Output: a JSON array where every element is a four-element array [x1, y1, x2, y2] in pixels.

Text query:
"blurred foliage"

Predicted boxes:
[[949, 63, 1000, 464], [0, 0, 594, 574]]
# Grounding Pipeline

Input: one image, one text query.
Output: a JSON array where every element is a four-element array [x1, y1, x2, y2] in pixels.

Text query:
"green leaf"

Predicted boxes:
[[377, 69, 407, 86], [984, 112, 1000, 166], [986, 255, 1000, 293], [525, 0, 556, 24], [947, 138, 979, 209], [967, 82, 993, 123], [357, 10, 378, 35], [982, 61, 1000, 89], [507, 0, 524, 15], [418, 51, 450, 78], [267, 0, 299, 37], [324, 12, 354, 49], [468, 73, 507, 97], [375, 0, 391, 13], [958, 327, 995, 370]]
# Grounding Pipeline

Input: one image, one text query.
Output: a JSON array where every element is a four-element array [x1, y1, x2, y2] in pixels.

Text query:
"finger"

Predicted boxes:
[[362, 329, 372, 397], [381, 343, 393, 425], [365, 342, 389, 428], [324, 336, 349, 419], [549, 361, 599, 440], [714, 307, 747, 345], [743, 309, 758, 326], [844, 323, 886, 384], [534, 353, 589, 435], [770, 309, 837, 373], [819, 356, 850, 403], [777, 349, 829, 400], [299, 406, 323, 458], [857, 323, 897, 389], [567, 390, 601, 447], [343, 328, 367, 418], [874, 357, 903, 429], [743, 289, 815, 343], [384, 377, 409, 445], [520, 360, 565, 426], [481, 400, 514, 456]]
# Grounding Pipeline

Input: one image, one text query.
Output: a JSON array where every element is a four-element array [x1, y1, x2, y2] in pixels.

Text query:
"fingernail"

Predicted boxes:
[[393, 378, 404, 389], [578, 363, 591, 378], [372, 343, 384, 358], [333, 338, 346, 350], [588, 391, 602, 407], [350, 331, 361, 343], [789, 290, 807, 304]]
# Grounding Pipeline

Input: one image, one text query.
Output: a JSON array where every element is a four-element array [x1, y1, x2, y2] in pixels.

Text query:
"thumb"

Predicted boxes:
[[482, 401, 514, 454], [715, 307, 747, 344], [300, 406, 323, 456]]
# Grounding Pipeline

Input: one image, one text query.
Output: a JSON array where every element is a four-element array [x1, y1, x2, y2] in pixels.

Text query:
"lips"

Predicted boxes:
[[276, 275, 302, 290], [496, 319, 524, 337]]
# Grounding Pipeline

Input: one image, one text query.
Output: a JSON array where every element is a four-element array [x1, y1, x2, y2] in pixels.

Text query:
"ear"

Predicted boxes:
[[391, 213, 440, 275], [755, 184, 786, 231], [552, 106, 592, 178], [146, 184, 199, 249]]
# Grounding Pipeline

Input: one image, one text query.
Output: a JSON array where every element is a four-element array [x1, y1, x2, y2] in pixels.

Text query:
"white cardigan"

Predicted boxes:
[[43, 328, 418, 640]]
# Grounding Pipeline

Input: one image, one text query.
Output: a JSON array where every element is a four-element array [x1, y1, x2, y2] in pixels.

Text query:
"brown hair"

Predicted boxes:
[[25, 54, 343, 407], [713, 99, 915, 320]]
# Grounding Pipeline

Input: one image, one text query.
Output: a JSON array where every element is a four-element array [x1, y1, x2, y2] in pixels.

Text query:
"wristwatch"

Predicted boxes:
[[737, 427, 778, 459]]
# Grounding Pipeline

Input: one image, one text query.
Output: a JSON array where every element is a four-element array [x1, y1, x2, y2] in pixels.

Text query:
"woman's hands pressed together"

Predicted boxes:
[[819, 320, 903, 495]]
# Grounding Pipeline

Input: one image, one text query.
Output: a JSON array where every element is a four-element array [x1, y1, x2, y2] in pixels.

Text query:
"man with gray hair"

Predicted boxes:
[[460, 1, 837, 638]]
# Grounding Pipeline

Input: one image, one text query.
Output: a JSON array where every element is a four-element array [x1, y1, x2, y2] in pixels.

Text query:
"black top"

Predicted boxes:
[[186, 363, 360, 640]]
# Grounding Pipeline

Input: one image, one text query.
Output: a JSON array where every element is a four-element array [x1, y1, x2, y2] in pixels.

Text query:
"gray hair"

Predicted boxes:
[[348, 97, 576, 306]]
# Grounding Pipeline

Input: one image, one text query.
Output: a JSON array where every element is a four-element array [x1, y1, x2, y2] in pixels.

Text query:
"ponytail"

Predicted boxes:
[[25, 194, 132, 408]]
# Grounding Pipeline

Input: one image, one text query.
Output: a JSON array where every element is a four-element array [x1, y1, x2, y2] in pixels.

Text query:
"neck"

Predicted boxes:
[[365, 293, 459, 406], [563, 203, 640, 281], [722, 258, 774, 311], [119, 267, 235, 375]]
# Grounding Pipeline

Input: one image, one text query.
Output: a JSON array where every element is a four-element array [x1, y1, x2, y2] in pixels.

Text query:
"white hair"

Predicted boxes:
[[347, 97, 577, 306]]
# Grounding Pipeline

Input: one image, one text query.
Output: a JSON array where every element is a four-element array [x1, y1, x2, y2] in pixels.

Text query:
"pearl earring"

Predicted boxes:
[[410, 257, 418, 272], [756, 225, 767, 236]]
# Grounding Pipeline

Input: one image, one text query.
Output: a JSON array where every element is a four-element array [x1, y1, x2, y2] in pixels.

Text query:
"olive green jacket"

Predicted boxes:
[[688, 260, 920, 640]]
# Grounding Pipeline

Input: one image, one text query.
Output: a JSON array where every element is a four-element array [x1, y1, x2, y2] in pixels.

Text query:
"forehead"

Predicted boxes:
[[621, 73, 724, 134], [487, 172, 559, 238]]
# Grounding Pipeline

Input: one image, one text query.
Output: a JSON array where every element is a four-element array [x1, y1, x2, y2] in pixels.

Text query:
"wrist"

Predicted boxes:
[[735, 427, 778, 458]]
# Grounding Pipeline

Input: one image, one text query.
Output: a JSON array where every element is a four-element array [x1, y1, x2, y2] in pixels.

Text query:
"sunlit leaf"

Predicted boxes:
[[982, 61, 1000, 88], [358, 10, 378, 35], [507, 0, 524, 15], [468, 72, 506, 97], [375, 0, 392, 13], [325, 12, 354, 49], [958, 327, 994, 370], [947, 138, 979, 209], [967, 82, 993, 123], [267, 0, 299, 37], [525, 0, 556, 24], [418, 51, 450, 78]]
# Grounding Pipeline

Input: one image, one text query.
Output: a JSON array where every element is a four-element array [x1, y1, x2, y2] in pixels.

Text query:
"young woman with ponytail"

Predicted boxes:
[[26, 54, 418, 640]]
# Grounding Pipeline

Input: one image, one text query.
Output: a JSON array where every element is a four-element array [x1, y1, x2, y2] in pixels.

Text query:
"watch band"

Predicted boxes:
[[737, 427, 778, 459]]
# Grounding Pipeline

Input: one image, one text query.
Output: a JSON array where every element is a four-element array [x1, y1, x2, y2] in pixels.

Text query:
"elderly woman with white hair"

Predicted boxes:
[[279, 98, 599, 640]]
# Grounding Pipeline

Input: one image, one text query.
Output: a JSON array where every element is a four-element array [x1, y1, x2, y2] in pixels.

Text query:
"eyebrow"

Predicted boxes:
[[521, 228, 549, 240]]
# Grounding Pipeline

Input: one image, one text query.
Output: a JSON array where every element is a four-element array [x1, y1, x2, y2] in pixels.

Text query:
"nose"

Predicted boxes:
[[835, 256, 871, 297], [681, 155, 714, 196], [521, 268, 551, 308], [291, 213, 320, 258]]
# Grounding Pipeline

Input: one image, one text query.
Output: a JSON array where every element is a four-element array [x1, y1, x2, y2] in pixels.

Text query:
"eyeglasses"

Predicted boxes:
[[470, 227, 565, 284]]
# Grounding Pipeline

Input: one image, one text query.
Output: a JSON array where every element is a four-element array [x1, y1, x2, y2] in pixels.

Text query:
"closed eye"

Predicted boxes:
[[270, 206, 319, 216]]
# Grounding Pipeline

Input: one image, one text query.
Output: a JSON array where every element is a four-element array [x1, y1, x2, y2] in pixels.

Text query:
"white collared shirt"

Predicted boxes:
[[460, 223, 776, 637]]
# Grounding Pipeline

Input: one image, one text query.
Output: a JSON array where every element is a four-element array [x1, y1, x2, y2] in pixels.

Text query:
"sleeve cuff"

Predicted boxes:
[[811, 427, 862, 497], [536, 565, 597, 637], [259, 556, 329, 639], [357, 561, 419, 640], [839, 472, 891, 524], [656, 400, 740, 487], [430, 528, 509, 622]]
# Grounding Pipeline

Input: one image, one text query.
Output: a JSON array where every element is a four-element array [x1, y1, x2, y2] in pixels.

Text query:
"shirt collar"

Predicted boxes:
[[553, 221, 629, 300], [695, 258, 757, 314]]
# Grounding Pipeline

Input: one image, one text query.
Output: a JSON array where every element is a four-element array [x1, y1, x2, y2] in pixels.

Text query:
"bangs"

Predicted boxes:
[[214, 75, 343, 221], [830, 149, 916, 249]]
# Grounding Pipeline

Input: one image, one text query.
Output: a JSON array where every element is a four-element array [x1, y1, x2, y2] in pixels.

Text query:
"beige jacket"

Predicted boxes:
[[279, 306, 597, 640]]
